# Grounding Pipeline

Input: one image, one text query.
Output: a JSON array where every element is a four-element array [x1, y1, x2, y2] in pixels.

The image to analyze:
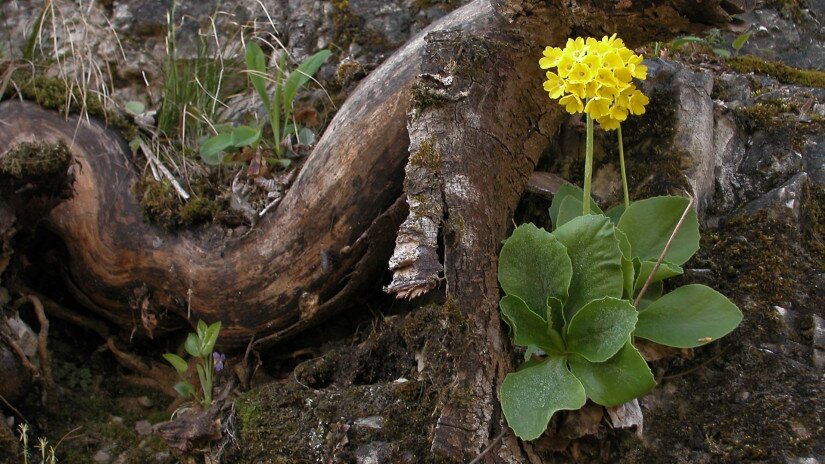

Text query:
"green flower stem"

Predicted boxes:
[[618, 125, 630, 208], [583, 113, 594, 215]]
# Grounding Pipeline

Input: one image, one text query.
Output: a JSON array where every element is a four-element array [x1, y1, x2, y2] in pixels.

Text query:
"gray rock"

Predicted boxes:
[[736, 172, 808, 223], [355, 441, 393, 464], [93, 450, 111, 463], [137, 396, 154, 408], [135, 419, 153, 436]]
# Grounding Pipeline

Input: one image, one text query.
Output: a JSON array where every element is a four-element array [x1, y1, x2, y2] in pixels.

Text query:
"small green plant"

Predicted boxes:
[[157, 0, 233, 145], [670, 30, 752, 58], [199, 42, 330, 166], [163, 320, 222, 410], [501, 35, 744, 441]]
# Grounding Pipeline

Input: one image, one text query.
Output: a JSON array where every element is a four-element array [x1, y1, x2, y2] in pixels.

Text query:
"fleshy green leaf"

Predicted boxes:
[[500, 296, 562, 354], [498, 224, 572, 317], [634, 260, 683, 291], [202, 322, 222, 356], [549, 185, 603, 230], [297, 127, 316, 145], [635, 284, 743, 348], [553, 215, 624, 322], [732, 32, 751, 51], [196, 363, 207, 393], [606, 204, 626, 225], [636, 281, 663, 310], [566, 297, 638, 362], [614, 229, 634, 299], [185, 333, 201, 358], [200, 133, 233, 165], [125, 101, 145, 115], [231, 125, 261, 147], [500, 357, 587, 440], [173, 381, 196, 399], [617, 196, 699, 266], [245, 42, 271, 109], [162, 353, 189, 374], [547, 296, 565, 335], [568, 341, 656, 406], [282, 49, 332, 117]]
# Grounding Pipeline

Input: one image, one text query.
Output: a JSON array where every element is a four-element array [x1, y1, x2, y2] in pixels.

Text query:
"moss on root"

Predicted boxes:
[[5, 69, 139, 141], [727, 56, 825, 89], [0, 140, 71, 178], [134, 175, 220, 230]]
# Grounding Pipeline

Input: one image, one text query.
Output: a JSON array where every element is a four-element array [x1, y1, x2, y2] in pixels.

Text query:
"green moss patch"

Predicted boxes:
[[727, 56, 825, 89], [0, 140, 71, 178], [134, 175, 221, 231]]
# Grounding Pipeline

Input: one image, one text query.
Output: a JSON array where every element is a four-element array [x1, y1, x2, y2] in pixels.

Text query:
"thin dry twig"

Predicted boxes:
[[633, 193, 695, 306], [468, 430, 507, 464], [11, 295, 56, 410], [139, 138, 191, 200]]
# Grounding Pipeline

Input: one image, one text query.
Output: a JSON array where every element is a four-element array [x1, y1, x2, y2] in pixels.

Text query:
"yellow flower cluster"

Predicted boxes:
[[540, 35, 649, 130]]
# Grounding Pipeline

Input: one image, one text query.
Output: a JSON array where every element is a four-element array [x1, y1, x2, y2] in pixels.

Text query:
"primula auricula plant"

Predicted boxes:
[[496, 36, 743, 441], [163, 320, 223, 410]]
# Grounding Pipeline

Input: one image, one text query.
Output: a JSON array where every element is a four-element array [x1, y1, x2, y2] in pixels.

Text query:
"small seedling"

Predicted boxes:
[[163, 320, 223, 409]]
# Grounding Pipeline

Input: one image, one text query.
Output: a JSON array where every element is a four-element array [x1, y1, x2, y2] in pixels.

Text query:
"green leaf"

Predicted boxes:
[[547, 296, 565, 335], [498, 224, 572, 317], [713, 48, 732, 58], [566, 297, 638, 362], [296, 127, 316, 145], [129, 138, 141, 154], [606, 204, 626, 225], [732, 32, 751, 51], [671, 36, 705, 51], [231, 125, 261, 147], [125, 101, 145, 115], [162, 353, 189, 374], [185, 333, 201, 358], [500, 296, 562, 354], [282, 49, 331, 115], [614, 229, 634, 299], [549, 185, 603, 230], [197, 321, 208, 339], [634, 260, 683, 291], [636, 281, 663, 310], [202, 321, 222, 356], [500, 357, 587, 440], [245, 42, 271, 109], [173, 381, 196, 399], [568, 341, 656, 406], [617, 196, 699, 266], [553, 215, 624, 322], [200, 133, 233, 165], [635, 284, 743, 348]]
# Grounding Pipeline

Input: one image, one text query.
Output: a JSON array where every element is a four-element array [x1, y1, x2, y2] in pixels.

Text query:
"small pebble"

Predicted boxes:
[[93, 450, 111, 463], [110, 416, 124, 425], [135, 420, 153, 436], [137, 396, 153, 408]]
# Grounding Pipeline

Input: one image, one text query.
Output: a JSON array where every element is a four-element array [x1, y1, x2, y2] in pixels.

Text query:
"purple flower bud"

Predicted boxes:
[[213, 352, 226, 373]]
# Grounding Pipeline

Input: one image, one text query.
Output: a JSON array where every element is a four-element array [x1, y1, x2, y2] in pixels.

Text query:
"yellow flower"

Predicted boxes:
[[543, 72, 565, 98], [584, 97, 611, 119], [539, 46, 564, 69], [628, 90, 649, 115], [559, 94, 583, 114], [540, 35, 649, 129]]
